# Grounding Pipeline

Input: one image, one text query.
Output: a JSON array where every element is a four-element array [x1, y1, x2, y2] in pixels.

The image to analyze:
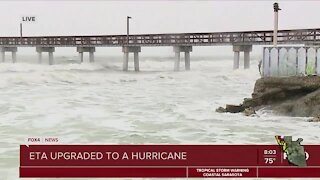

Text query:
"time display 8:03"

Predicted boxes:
[[264, 149, 277, 155]]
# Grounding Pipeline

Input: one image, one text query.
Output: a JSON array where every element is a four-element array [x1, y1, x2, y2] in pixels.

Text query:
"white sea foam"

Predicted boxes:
[[0, 56, 319, 180]]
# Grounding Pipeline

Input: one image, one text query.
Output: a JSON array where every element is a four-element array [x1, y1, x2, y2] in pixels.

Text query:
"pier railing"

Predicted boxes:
[[0, 28, 320, 47]]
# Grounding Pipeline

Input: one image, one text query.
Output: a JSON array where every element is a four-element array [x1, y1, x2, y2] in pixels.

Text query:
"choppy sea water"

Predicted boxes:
[[0, 55, 319, 180]]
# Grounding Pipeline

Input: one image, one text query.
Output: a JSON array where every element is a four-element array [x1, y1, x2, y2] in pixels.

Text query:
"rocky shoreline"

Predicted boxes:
[[216, 76, 320, 122]]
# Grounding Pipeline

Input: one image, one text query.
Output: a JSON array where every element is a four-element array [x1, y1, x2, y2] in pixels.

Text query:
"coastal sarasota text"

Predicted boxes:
[[29, 151, 187, 161]]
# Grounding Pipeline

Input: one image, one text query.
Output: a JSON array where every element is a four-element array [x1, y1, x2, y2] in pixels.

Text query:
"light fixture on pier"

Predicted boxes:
[[273, 2, 281, 47], [127, 16, 132, 45]]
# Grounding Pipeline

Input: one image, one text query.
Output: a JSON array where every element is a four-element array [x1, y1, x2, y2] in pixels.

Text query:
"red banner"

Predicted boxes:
[[20, 145, 320, 178]]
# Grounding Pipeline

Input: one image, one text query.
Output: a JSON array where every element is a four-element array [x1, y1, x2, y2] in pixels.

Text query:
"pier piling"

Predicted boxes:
[[12, 52, 17, 63], [233, 45, 252, 69], [77, 47, 95, 63], [37, 52, 42, 64], [0, 47, 18, 63], [233, 51, 240, 69], [185, 51, 191, 71], [173, 46, 192, 71], [123, 52, 129, 71], [134, 52, 139, 71], [36, 47, 55, 65], [89, 52, 94, 63], [122, 46, 141, 71], [244, 51, 250, 69], [1, 51, 4, 62], [49, 52, 54, 65], [79, 52, 84, 63], [174, 52, 180, 71]]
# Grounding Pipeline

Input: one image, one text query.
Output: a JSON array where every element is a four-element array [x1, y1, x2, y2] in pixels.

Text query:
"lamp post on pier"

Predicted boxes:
[[127, 16, 132, 45], [20, 23, 23, 38], [273, 2, 281, 47]]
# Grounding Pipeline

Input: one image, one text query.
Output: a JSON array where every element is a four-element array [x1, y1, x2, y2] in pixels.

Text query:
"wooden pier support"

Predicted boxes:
[[36, 47, 55, 65], [122, 46, 141, 71], [77, 47, 95, 63], [173, 46, 192, 71], [0, 47, 18, 63], [233, 45, 252, 69]]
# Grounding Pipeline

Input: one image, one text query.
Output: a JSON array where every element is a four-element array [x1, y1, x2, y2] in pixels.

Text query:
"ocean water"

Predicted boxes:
[[0, 55, 319, 180]]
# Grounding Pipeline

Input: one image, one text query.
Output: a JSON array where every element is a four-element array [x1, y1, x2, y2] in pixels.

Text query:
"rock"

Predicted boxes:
[[215, 105, 245, 113], [308, 115, 320, 122], [254, 76, 320, 94], [218, 76, 320, 117], [243, 76, 320, 117], [215, 106, 227, 113], [242, 98, 259, 109], [225, 104, 245, 113], [244, 107, 256, 116], [276, 89, 320, 117]]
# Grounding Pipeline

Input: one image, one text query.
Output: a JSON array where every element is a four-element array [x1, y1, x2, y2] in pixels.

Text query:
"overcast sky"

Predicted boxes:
[[0, 1, 319, 56]]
